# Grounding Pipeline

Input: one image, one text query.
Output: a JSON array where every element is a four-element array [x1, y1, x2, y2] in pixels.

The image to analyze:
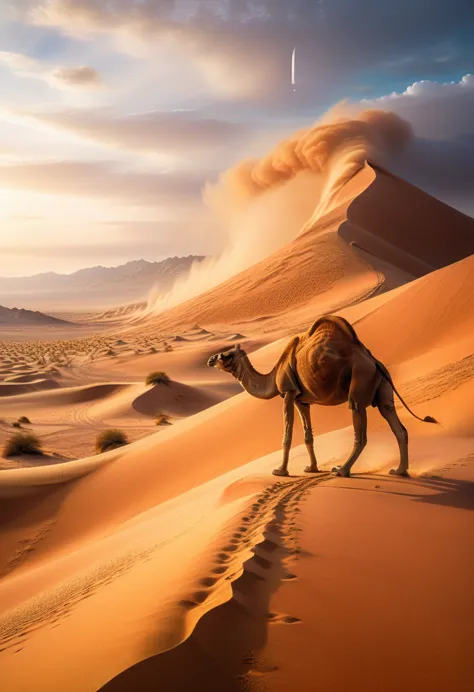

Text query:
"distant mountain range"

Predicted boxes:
[[0, 305, 73, 326], [0, 256, 205, 311]]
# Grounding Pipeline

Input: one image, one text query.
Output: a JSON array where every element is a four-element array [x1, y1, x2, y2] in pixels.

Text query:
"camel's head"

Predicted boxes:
[[207, 343, 244, 373]]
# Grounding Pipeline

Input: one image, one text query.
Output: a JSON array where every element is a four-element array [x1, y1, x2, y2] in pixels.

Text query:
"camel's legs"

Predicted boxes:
[[332, 408, 368, 477], [332, 352, 379, 478], [273, 391, 296, 477], [376, 378, 409, 477], [295, 401, 320, 473]]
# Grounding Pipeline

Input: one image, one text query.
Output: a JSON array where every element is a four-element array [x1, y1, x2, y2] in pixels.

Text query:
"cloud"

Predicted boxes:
[[0, 220, 211, 278], [0, 159, 206, 206], [0, 243, 137, 258], [351, 74, 474, 213], [0, 238, 190, 261], [21, 1, 474, 105], [361, 73, 474, 139], [47, 65, 103, 89], [4, 106, 250, 159], [0, 50, 38, 71], [0, 49, 103, 90]]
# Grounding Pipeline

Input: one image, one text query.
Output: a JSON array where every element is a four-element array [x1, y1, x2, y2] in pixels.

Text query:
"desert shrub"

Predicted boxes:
[[156, 413, 171, 426], [18, 416, 31, 424], [95, 429, 129, 454], [106, 349, 116, 357], [146, 371, 171, 386], [3, 432, 42, 457], [149, 346, 157, 353], [12, 421, 21, 428], [164, 344, 173, 352]]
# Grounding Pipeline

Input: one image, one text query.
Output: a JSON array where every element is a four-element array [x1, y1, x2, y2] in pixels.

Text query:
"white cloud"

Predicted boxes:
[[351, 74, 474, 214], [0, 49, 103, 91], [0, 50, 38, 70], [1, 106, 251, 164], [361, 74, 474, 139], [372, 73, 473, 101], [0, 159, 205, 205], [20, 0, 474, 108]]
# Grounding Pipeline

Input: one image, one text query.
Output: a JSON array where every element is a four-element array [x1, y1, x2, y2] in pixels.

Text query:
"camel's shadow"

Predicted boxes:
[[329, 472, 474, 512]]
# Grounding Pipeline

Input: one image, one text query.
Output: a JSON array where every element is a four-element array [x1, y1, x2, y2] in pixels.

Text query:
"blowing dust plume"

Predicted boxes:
[[145, 108, 412, 315]]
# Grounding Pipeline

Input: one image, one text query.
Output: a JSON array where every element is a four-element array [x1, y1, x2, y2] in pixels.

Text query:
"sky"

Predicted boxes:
[[0, 0, 473, 277]]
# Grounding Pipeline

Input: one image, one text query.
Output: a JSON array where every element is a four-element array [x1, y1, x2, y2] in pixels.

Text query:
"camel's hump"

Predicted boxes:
[[306, 315, 359, 342]]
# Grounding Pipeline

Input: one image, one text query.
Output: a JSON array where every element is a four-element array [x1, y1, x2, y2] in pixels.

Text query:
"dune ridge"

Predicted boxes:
[[0, 248, 471, 532], [130, 161, 474, 336], [135, 163, 378, 332], [340, 161, 474, 275], [0, 149, 473, 691], [0, 379, 59, 397]]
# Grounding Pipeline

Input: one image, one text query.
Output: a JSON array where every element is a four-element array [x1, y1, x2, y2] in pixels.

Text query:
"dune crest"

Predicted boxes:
[[0, 118, 473, 690], [144, 110, 412, 317], [134, 160, 474, 337]]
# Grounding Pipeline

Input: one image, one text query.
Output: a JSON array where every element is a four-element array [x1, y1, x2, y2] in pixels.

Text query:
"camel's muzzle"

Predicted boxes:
[[207, 355, 218, 367]]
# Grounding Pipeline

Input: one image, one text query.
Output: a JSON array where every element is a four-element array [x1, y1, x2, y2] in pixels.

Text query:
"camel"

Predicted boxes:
[[207, 315, 437, 478]]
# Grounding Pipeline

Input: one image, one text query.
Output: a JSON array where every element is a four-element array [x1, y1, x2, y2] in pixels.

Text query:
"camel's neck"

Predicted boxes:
[[231, 354, 279, 400]]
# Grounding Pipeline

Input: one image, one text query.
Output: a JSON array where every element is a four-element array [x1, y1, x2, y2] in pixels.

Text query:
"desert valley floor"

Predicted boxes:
[[0, 162, 473, 691]]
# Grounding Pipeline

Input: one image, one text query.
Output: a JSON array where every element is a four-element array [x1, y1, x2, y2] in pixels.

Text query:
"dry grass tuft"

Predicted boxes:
[[4, 432, 43, 457], [95, 429, 129, 454], [146, 371, 171, 386]]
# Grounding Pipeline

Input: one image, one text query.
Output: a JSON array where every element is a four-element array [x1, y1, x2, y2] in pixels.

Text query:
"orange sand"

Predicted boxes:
[[0, 162, 473, 691]]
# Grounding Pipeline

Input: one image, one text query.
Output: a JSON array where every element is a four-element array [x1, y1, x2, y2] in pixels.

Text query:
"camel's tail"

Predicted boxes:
[[374, 361, 439, 425]]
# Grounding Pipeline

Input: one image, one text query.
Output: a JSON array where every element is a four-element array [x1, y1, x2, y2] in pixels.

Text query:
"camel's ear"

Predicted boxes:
[[235, 343, 241, 352]]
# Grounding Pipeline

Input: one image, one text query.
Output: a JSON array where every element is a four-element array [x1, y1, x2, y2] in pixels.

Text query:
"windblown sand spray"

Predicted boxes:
[[146, 109, 412, 314], [145, 171, 320, 314]]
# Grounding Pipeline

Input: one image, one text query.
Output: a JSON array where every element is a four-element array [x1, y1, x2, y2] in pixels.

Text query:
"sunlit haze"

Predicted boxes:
[[0, 1, 473, 276]]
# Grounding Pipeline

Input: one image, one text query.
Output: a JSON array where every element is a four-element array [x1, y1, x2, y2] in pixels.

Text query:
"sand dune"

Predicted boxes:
[[0, 406, 471, 690], [348, 253, 474, 364], [0, 368, 240, 462], [133, 380, 226, 418], [0, 157, 473, 691], [134, 162, 473, 337], [0, 383, 125, 412], [0, 379, 59, 397], [2, 372, 56, 384], [341, 162, 474, 274], [104, 459, 471, 692], [136, 171, 376, 332], [1, 246, 472, 533]]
